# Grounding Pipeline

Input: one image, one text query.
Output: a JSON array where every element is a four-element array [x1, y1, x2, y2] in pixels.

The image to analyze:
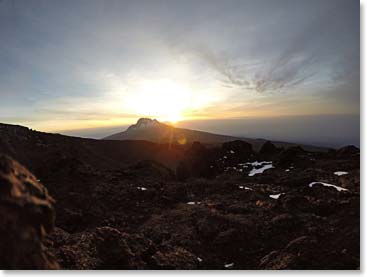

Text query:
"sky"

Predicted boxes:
[[0, 0, 360, 146]]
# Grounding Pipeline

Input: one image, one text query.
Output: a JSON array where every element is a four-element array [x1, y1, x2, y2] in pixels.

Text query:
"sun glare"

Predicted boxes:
[[124, 79, 193, 123]]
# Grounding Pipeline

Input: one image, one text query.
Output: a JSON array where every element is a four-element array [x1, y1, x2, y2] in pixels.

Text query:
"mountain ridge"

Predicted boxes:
[[103, 118, 330, 152]]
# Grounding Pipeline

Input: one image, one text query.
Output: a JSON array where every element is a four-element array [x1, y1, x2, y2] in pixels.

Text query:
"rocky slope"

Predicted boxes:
[[0, 123, 360, 269]]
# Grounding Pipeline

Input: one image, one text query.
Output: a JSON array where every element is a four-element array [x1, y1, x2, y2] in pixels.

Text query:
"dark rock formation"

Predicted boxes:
[[176, 161, 190, 181], [129, 160, 175, 180], [259, 141, 278, 156], [0, 154, 58, 269], [48, 226, 199, 270], [277, 146, 307, 167], [337, 145, 360, 156], [222, 140, 254, 157], [95, 226, 150, 269], [178, 142, 215, 179], [259, 236, 319, 269]]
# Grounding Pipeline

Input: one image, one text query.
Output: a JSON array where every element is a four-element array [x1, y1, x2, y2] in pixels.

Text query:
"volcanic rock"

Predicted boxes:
[[0, 154, 58, 269], [222, 140, 254, 157], [259, 141, 278, 156]]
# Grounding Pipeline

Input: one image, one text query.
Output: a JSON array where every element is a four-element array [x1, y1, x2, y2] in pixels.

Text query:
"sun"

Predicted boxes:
[[124, 79, 192, 123]]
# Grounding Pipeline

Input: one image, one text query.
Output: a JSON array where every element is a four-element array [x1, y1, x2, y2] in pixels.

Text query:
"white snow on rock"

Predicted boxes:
[[237, 163, 249, 168], [309, 182, 348, 192], [247, 161, 272, 167], [334, 171, 349, 176], [197, 257, 203, 262], [137, 187, 147, 191], [247, 161, 274, 176], [285, 169, 290, 172], [269, 193, 284, 199], [187, 201, 201, 205], [229, 150, 235, 154], [224, 263, 234, 268], [238, 184, 253, 190]]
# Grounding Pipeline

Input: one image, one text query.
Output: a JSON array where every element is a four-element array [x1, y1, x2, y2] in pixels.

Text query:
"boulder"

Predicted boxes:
[[0, 154, 58, 269], [277, 146, 306, 167], [95, 226, 147, 269], [259, 141, 278, 156], [129, 160, 175, 180], [151, 246, 198, 269], [222, 140, 254, 157], [182, 142, 214, 178], [259, 236, 318, 269]]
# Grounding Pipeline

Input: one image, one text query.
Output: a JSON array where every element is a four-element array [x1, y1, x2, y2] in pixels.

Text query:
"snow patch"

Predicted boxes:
[[238, 185, 253, 190], [137, 187, 147, 191], [224, 263, 234, 268], [269, 193, 284, 199], [334, 171, 349, 176], [187, 201, 201, 205], [247, 161, 272, 167], [309, 182, 348, 192], [247, 161, 274, 176]]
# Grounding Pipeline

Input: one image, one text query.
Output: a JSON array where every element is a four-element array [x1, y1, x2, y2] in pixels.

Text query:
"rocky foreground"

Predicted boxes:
[[0, 125, 360, 269]]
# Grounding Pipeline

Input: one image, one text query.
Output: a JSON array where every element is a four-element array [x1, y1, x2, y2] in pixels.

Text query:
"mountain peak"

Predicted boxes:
[[127, 118, 161, 131]]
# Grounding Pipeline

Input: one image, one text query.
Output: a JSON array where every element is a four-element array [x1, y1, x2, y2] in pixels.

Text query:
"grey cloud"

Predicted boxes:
[[190, 1, 358, 93]]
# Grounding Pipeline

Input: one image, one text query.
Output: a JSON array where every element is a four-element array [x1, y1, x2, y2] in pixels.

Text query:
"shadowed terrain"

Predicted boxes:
[[0, 121, 360, 269]]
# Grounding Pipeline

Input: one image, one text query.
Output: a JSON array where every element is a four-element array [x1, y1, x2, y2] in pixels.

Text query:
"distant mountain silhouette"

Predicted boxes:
[[104, 118, 239, 144], [103, 118, 327, 152]]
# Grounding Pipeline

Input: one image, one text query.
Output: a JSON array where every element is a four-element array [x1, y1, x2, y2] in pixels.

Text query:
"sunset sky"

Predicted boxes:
[[0, 0, 359, 146]]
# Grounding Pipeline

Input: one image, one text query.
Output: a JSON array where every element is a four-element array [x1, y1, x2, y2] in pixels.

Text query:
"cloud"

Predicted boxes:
[[0, 0, 359, 133], [174, 0, 359, 95], [192, 46, 316, 93]]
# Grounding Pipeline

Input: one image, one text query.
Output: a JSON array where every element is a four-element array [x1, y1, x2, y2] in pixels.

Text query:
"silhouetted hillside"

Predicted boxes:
[[103, 118, 329, 152]]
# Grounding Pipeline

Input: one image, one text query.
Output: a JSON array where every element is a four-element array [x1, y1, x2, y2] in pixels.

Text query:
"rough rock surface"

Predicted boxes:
[[0, 154, 58, 269], [0, 124, 360, 270]]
